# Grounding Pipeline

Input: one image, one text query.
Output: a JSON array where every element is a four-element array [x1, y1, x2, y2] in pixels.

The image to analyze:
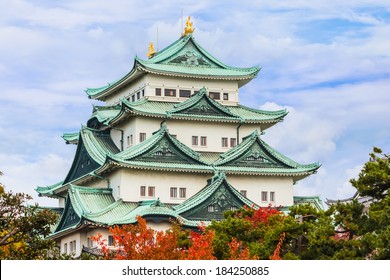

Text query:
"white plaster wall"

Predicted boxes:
[[105, 73, 240, 106], [118, 169, 211, 203], [227, 175, 294, 207], [106, 76, 148, 105], [61, 232, 82, 257]]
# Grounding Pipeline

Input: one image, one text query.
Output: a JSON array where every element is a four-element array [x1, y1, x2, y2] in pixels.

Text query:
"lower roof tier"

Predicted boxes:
[[37, 124, 320, 199]]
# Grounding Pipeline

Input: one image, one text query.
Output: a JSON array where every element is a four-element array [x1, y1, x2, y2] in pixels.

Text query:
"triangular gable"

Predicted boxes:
[[175, 172, 256, 220], [115, 124, 206, 165], [54, 193, 82, 233], [213, 131, 292, 168], [158, 39, 220, 68], [63, 135, 101, 184], [167, 87, 241, 119], [63, 127, 119, 184]]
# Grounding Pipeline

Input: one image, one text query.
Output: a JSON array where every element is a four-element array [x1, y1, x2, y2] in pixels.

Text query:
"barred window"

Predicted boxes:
[[164, 88, 176, 97], [261, 191, 268, 202], [179, 188, 186, 198], [200, 136, 207, 146], [179, 89, 191, 98], [170, 187, 177, 198], [140, 186, 146, 196], [221, 137, 228, 147], [148, 186, 155, 197]]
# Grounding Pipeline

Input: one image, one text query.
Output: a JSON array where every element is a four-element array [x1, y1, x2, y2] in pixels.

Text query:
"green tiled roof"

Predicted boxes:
[[85, 34, 260, 100], [62, 132, 79, 144], [174, 172, 256, 216], [51, 185, 208, 234], [293, 195, 324, 211], [89, 105, 121, 126], [212, 130, 320, 181], [36, 180, 64, 197], [80, 126, 120, 165], [109, 89, 287, 125]]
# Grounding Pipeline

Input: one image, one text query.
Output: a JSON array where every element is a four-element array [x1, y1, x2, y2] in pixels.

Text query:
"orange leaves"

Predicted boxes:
[[93, 216, 216, 260], [270, 232, 286, 260], [243, 205, 281, 227], [182, 230, 216, 260], [228, 238, 255, 260]]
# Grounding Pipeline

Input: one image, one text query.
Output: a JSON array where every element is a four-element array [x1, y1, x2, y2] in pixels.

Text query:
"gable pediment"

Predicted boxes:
[[135, 137, 200, 164], [163, 41, 218, 68], [63, 139, 100, 184], [168, 88, 240, 119]]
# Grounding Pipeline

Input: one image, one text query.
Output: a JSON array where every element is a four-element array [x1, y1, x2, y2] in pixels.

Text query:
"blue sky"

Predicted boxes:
[[1, 0, 389, 207]]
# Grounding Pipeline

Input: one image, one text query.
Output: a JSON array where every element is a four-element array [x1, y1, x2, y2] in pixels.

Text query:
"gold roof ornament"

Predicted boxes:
[[147, 42, 157, 58], [182, 16, 195, 36]]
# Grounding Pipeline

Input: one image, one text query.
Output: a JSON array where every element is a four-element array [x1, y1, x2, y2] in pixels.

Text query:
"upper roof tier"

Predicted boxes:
[[85, 34, 260, 101]]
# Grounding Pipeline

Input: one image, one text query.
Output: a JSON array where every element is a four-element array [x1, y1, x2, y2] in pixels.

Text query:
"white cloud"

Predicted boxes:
[[0, 153, 73, 206]]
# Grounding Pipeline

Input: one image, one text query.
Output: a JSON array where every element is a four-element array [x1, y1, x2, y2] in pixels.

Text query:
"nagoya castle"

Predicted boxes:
[[37, 17, 321, 257]]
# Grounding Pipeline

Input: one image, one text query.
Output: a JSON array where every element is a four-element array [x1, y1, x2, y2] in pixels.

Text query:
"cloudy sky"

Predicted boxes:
[[1, 0, 389, 207]]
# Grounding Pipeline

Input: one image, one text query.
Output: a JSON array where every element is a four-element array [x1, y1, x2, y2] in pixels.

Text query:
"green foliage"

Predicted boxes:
[[0, 172, 59, 259], [350, 147, 390, 200]]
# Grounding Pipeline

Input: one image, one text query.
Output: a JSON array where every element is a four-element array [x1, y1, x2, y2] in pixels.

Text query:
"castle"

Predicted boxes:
[[37, 17, 321, 257]]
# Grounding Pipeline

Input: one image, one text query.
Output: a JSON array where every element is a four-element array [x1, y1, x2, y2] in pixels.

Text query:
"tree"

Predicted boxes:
[[93, 216, 216, 260], [0, 172, 58, 259], [350, 147, 390, 200], [210, 205, 285, 259]]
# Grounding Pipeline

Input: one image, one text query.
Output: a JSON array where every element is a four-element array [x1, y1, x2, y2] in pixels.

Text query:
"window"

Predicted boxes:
[[270, 191, 275, 202], [240, 190, 247, 197], [221, 137, 228, 147], [200, 136, 207, 146], [131, 95, 135, 102], [139, 133, 146, 142], [179, 89, 191, 98], [129, 134, 133, 145], [223, 93, 229, 100], [141, 89, 145, 97], [170, 187, 177, 198], [155, 88, 161, 96], [148, 186, 155, 197], [70, 240, 76, 253], [108, 235, 114, 246], [261, 191, 268, 202], [140, 186, 146, 197], [87, 238, 93, 248], [230, 138, 237, 147], [64, 243, 67, 254], [207, 205, 215, 212], [164, 88, 176, 97], [209, 92, 220, 100], [192, 136, 198, 146], [117, 186, 121, 198], [136, 91, 140, 99], [179, 188, 186, 198]]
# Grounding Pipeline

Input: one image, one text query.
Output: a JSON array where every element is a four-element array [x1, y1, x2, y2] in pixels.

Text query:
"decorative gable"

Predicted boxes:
[[175, 172, 256, 220], [136, 137, 199, 164], [165, 41, 217, 67], [63, 140, 100, 184], [55, 196, 81, 233], [167, 87, 240, 119], [229, 143, 284, 168], [180, 181, 244, 220]]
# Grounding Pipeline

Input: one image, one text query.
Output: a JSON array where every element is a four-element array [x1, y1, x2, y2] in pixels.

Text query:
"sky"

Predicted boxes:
[[0, 0, 389, 207]]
